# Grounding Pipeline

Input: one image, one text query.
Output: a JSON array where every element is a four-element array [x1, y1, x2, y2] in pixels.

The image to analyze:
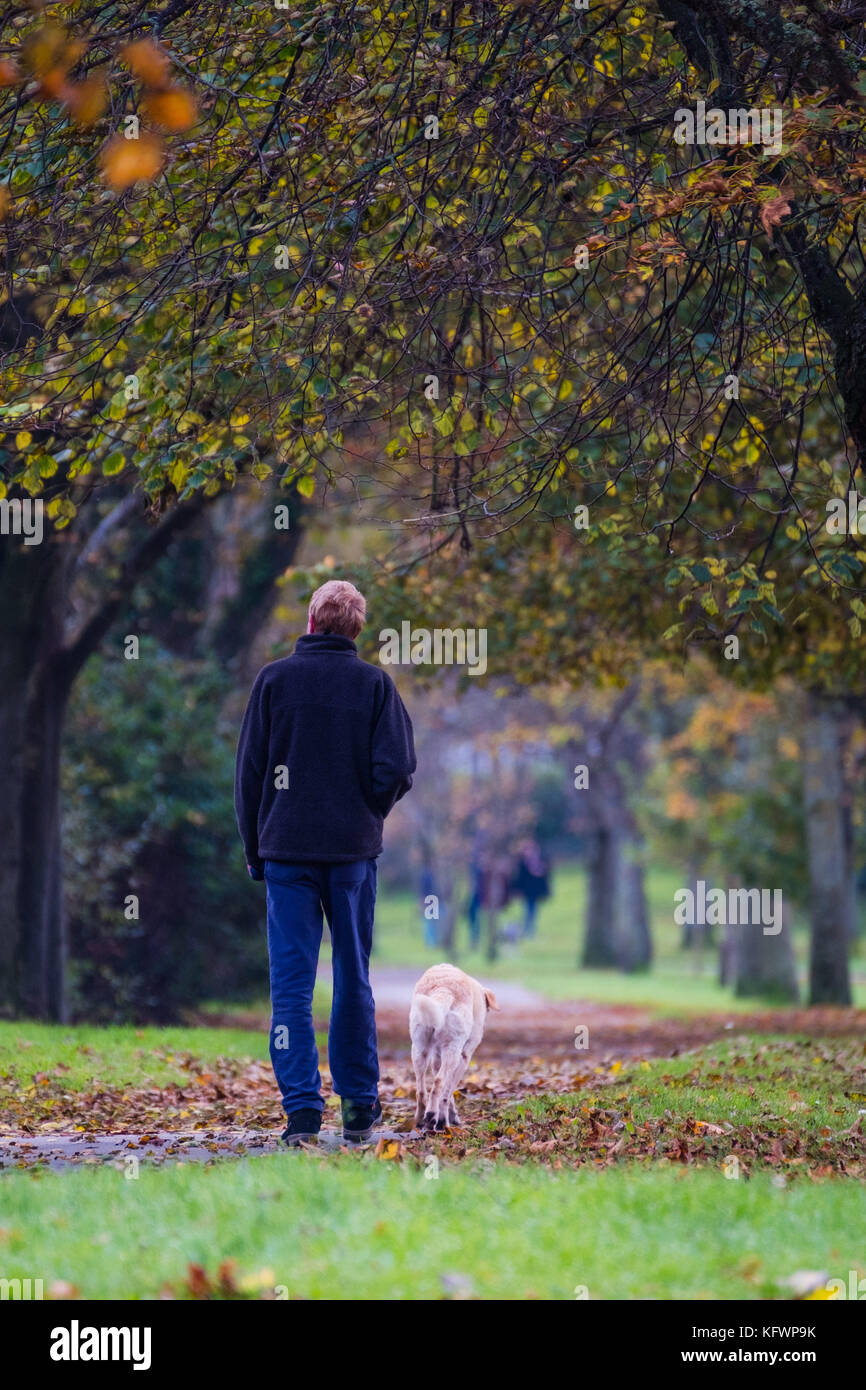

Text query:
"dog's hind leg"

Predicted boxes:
[[421, 1046, 443, 1129], [412, 1041, 429, 1129], [429, 1045, 463, 1129], [446, 1052, 471, 1126]]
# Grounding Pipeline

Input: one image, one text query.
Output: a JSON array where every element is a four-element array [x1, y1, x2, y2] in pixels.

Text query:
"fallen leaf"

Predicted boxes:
[[782, 1270, 830, 1298], [374, 1137, 403, 1161], [440, 1272, 474, 1300], [185, 1263, 211, 1299], [48, 1280, 79, 1300]]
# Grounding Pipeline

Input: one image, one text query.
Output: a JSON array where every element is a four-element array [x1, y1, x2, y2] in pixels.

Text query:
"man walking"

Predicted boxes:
[[235, 579, 416, 1145]]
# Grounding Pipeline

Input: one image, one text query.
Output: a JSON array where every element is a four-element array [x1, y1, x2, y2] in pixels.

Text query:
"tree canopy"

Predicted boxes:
[[2, 0, 866, 690]]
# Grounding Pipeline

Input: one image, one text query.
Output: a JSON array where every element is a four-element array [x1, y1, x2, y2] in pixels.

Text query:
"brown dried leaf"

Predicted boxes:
[[759, 196, 792, 242], [121, 39, 172, 90], [185, 1263, 211, 1299], [63, 76, 108, 129], [100, 132, 165, 191], [142, 88, 198, 132], [21, 24, 69, 78]]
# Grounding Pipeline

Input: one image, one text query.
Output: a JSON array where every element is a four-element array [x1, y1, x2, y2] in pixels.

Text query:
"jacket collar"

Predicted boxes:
[[293, 633, 358, 656]]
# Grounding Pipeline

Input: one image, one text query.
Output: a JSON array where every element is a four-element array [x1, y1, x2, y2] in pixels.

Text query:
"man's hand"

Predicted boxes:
[[248, 864, 264, 881]]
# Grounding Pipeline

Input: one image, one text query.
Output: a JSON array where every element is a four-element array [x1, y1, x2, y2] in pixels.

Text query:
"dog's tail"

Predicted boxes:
[[409, 991, 447, 1036]]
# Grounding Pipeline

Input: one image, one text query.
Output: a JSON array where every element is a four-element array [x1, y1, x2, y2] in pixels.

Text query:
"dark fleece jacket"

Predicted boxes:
[[234, 632, 416, 873]]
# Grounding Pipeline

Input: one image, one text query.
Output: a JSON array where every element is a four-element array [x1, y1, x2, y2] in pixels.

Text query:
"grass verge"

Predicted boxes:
[[0, 1157, 863, 1300], [0, 1021, 269, 1093]]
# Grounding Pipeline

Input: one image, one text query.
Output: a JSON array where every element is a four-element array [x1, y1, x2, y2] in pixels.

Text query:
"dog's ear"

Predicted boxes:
[[484, 989, 500, 1012]]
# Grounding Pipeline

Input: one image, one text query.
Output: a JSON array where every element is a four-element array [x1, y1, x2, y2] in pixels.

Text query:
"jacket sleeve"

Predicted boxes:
[[371, 675, 416, 816], [235, 669, 269, 876]]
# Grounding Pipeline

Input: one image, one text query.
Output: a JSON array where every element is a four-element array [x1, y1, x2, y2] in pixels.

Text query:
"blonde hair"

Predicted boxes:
[[308, 579, 366, 638]]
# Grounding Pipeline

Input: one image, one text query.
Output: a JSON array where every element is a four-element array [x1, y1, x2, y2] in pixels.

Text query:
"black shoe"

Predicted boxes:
[[281, 1109, 322, 1146], [341, 1097, 383, 1142]]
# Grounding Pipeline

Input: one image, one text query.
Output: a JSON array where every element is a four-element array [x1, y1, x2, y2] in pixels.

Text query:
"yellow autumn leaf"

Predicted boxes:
[[375, 1137, 403, 1160], [238, 1268, 276, 1293]]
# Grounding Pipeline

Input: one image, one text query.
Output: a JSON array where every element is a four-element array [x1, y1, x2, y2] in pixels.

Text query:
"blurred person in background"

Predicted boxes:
[[512, 838, 551, 939], [466, 850, 485, 950], [420, 862, 439, 948]]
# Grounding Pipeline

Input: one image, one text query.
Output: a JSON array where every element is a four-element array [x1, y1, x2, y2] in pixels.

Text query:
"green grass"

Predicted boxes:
[[510, 1035, 866, 1139], [199, 979, 332, 1021], [0, 1021, 269, 1092], [0, 1157, 862, 1299], [0, 976, 336, 1093], [622, 1036, 866, 1135], [370, 864, 866, 1013]]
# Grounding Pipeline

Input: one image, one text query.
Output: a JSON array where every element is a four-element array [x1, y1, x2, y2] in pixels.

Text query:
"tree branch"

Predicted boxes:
[[57, 493, 211, 689]]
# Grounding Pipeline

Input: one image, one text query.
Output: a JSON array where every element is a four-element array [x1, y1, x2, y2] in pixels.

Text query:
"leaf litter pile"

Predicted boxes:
[[2, 1000, 865, 1180]]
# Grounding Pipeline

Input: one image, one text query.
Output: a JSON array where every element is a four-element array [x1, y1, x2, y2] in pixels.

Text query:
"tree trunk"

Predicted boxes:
[[0, 532, 73, 1018], [733, 899, 799, 1003], [802, 695, 853, 1004], [582, 800, 652, 969], [16, 661, 71, 1019], [582, 828, 620, 966], [616, 854, 652, 972], [719, 916, 737, 988], [0, 489, 228, 1020], [683, 869, 712, 951], [485, 907, 499, 964], [842, 800, 859, 942], [438, 899, 455, 955], [577, 682, 652, 972]]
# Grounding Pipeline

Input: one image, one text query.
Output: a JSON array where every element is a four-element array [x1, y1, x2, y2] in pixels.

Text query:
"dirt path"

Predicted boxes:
[[368, 965, 544, 1011], [3, 968, 865, 1171], [219, 965, 866, 1063]]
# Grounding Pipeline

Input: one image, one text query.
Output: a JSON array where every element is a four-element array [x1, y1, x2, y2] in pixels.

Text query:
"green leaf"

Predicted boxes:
[[760, 601, 784, 624]]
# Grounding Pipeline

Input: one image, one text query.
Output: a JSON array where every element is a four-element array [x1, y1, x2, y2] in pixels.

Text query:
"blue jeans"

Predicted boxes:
[[467, 895, 481, 949], [522, 898, 539, 938], [264, 859, 379, 1115]]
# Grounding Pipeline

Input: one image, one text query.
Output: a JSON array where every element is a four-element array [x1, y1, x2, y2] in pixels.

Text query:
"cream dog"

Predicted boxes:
[[409, 963, 499, 1130]]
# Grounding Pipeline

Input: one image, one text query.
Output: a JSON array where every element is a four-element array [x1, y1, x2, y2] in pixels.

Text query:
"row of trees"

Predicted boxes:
[[60, 485, 303, 1021], [2, 1, 865, 1013], [379, 664, 863, 1000]]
